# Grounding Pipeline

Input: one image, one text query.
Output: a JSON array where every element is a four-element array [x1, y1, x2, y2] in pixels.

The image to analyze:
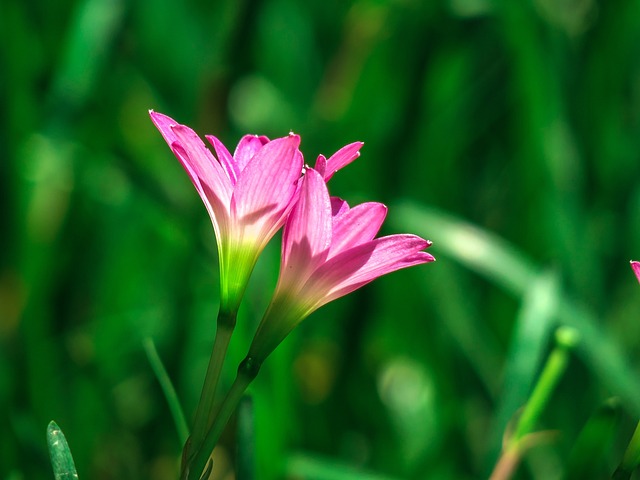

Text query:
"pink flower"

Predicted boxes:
[[631, 261, 640, 283], [150, 111, 303, 314], [247, 167, 435, 362]]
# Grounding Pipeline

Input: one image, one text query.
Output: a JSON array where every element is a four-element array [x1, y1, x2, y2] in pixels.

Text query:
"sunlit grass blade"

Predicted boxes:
[[143, 337, 189, 445], [393, 202, 537, 295], [394, 202, 640, 417], [47, 421, 79, 480]]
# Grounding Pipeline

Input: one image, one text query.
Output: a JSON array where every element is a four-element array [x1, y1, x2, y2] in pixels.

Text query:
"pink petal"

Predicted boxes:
[[150, 111, 181, 146], [306, 234, 434, 310], [631, 261, 640, 284], [150, 112, 232, 202], [206, 135, 239, 186], [281, 168, 332, 272], [295, 149, 305, 169], [329, 202, 387, 258], [314, 154, 327, 178], [233, 135, 270, 172], [150, 111, 233, 242], [170, 125, 233, 208], [330, 197, 350, 218], [231, 134, 302, 239], [150, 111, 204, 197], [322, 142, 364, 182]]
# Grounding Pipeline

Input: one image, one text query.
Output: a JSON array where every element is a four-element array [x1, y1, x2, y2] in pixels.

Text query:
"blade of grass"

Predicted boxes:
[[393, 202, 640, 416], [47, 421, 79, 480], [143, 337, 189, 446]]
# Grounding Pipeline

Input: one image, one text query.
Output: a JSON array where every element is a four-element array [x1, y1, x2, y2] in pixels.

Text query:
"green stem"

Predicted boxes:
[[513, 327, 578, 442], [184, 356, 261, 480], [184, 310, 236, 465], [490, 327, 578, 480]]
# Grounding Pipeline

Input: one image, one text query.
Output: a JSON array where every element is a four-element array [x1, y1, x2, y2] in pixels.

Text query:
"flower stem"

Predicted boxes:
[[490, 327, 578, 480], [513, 326, 578, 442], [185, 356, 261, 480], [183, 310, 236, 470]]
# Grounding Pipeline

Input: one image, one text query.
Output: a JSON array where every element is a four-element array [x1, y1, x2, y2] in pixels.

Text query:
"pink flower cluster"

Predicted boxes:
[[150, 111, 434, 361]]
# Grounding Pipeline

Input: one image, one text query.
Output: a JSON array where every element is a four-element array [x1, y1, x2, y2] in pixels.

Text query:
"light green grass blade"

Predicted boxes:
[[393, 202, 640, 417], [47, 421, 79, 480]]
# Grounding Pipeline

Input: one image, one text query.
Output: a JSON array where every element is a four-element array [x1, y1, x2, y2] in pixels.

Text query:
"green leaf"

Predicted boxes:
[[564, 399, 621, 480], [47, 421, 79, 480]]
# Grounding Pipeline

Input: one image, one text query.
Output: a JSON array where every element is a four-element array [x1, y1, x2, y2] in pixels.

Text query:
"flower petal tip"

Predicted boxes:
[[288, 133, 301, 145], [631, 261, 640, 283]]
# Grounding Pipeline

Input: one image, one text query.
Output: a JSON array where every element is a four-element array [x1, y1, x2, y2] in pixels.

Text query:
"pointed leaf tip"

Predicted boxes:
[[47, 421, 79, 480]]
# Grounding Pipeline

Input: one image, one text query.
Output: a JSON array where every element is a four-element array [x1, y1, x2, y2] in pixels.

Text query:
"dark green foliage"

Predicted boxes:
[[2, 0, 640, 479]]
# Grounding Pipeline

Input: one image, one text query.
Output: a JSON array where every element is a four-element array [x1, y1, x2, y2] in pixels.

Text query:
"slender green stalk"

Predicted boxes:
[[184, 357, 261, 480], [513, 326, 578, 442], [187, 310, 237, 456], [143, 338, 189, 445], [490, 327, 578, 480]]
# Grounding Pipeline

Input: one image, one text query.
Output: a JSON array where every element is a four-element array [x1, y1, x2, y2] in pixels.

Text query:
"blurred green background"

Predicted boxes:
[[3, 0, 640, 478]]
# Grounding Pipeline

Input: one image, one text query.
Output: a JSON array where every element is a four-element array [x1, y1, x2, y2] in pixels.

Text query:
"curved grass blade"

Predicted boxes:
[[393, 202, 640, 418], [47, 421, 79, 480], [143, 337, 189, 445]]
